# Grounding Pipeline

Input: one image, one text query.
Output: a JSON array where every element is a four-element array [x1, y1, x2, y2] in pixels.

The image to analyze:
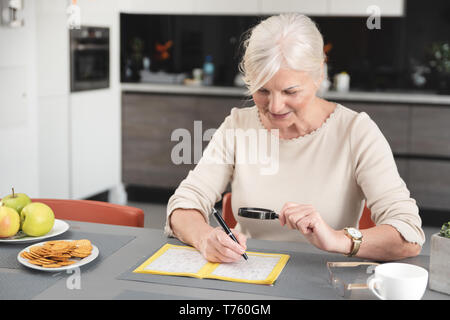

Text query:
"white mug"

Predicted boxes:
[[367, 263, 428, 300]]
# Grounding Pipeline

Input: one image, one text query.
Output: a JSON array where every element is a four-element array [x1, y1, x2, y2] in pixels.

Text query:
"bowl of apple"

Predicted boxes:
[[0, 188, 69, 243]]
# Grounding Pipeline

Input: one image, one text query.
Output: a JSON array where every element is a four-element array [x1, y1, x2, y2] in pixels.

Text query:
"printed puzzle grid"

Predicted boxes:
[[143, 246, 282, 281], [210, 254, 281, 281], [144, 247, 207, 274]]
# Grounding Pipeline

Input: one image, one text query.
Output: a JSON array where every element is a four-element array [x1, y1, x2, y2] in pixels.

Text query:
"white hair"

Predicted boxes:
[[239, 13, 325, 95]]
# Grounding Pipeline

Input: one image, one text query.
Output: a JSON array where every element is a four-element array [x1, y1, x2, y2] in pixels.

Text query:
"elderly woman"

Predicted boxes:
[[165, 13, 424, 263]]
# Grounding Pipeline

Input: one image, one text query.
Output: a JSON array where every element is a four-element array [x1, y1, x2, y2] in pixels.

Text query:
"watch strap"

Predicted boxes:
[[347, 238, 361, 257], [344, 227, 362, 257]]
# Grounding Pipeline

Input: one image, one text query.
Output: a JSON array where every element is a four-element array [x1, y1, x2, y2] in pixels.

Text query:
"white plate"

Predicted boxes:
[[17, 240, 99, 272], [0, 219, 69, 243]]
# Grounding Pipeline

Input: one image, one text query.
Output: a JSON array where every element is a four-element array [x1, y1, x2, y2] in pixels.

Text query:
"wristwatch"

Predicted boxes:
[[343, 227, 363, 257]]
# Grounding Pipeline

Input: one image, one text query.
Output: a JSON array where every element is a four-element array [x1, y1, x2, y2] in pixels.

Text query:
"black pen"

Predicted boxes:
[[212, 208, 248, 261]]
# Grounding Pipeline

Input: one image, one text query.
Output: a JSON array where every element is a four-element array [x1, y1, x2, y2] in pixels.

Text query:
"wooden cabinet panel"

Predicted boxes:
[[342, 102, 410, 154], [410, 106, 450, 157], [122, 93, 251, 188], [409, 160, 450, 210], [395, 158, 409, 184]]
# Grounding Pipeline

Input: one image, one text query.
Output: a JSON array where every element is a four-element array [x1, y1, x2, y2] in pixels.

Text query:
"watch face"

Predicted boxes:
[[347, 228, 362, 238]]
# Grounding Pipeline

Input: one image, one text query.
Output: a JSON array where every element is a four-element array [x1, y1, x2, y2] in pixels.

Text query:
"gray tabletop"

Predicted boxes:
[[0, 220, 448, 300]]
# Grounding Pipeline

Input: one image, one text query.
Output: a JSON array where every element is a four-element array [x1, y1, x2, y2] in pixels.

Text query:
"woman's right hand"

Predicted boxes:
[[197, 227, 247, 263]]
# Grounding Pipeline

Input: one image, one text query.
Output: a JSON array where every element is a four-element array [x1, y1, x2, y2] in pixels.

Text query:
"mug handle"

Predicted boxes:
[[367, 275, 385, 300]]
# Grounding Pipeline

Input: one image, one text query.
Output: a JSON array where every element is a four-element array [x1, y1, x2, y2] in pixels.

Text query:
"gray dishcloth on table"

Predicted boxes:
[[117, 246, 350, 300], [0, 230, 135, 269], [0, 230, 135, 299]]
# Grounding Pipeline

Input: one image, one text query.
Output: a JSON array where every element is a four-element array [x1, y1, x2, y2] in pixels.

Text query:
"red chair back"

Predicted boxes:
[[31, 199, 145, 228], [221, 192, 375, 230], [358, 205, 376, 229], [222, 192, 237, 228]]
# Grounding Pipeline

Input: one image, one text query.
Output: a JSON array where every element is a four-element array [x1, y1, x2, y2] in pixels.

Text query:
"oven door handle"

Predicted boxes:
[[72, 44, 109, 51]]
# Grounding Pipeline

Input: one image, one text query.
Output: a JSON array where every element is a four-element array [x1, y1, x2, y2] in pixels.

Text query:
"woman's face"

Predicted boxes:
[[252, 68, 319, 131]]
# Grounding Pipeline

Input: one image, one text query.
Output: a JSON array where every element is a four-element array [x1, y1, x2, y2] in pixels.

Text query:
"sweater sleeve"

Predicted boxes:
[[350, 112, 425, 246], [164, 109, 237, 237]]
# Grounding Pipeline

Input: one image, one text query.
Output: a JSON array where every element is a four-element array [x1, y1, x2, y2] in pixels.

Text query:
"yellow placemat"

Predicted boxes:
[[133, 244, 290, 285]]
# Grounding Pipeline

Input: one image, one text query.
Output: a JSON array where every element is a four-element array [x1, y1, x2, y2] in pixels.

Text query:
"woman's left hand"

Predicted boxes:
[[278, 202, 349, 253]]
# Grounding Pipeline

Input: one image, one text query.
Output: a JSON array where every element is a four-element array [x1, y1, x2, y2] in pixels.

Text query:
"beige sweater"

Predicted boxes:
[[165, 104, 425, 246]]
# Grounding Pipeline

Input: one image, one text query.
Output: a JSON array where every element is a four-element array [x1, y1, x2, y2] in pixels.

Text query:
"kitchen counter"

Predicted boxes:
[[121, 82, 450, 105], [121, 82, 246, 97]]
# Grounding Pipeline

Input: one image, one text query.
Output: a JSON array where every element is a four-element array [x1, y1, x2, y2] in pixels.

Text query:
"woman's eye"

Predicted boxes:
[[285, 91, 297, 95], [258, 89, 269, 94]]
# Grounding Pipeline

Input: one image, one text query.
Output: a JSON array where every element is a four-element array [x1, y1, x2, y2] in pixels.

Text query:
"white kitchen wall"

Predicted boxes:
[[0, 0, 121, 200], [0, 0, 40, 198]]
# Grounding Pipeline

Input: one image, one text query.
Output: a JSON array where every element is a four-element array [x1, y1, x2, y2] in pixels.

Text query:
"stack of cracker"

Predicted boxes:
[[20, 239, 93, 268]]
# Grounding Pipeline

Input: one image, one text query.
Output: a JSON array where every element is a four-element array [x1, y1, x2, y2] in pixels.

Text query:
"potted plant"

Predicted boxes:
[[428, 42, 450, 95], [429, 221, 450, 295]]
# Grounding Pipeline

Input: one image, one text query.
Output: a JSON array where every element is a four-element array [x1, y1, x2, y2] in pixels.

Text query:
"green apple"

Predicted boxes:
[[20, 202, 55, 237], [1, 188, 31, 215], [0, 206, 21, 238]]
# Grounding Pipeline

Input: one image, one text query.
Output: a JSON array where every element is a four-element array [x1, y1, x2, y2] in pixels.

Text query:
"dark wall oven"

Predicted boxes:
[[70, 26, 110, 92]]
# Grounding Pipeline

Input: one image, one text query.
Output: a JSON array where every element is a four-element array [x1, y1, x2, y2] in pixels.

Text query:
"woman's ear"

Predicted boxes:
[[312, 62, 325, 90], [319, 61, 326, 84]]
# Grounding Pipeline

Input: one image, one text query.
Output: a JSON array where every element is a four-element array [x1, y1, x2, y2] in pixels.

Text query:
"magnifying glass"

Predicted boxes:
[[238, 207, 279, 220]]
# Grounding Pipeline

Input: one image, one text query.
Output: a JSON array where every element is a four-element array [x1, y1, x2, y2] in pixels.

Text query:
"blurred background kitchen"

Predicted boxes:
[[0, 0, 449, 230]]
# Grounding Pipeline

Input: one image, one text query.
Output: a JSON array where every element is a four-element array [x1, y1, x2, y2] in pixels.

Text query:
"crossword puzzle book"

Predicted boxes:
[[133, 244, 290, 285]]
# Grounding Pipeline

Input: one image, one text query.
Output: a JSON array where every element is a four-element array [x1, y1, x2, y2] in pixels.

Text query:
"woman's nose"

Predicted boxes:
[[268, 94, 285, 114]]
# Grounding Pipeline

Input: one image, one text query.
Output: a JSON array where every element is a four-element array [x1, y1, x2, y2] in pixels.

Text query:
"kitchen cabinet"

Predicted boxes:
[[120, 0, 404, 17], [67, 0, 122, 200], [1, 0, 52, 198], [35, 0, 70, 199], [193, 0, 259, 15], [122, 93, 252, 188], [327, 0, 404, 17], [260, 0, 328, 16], [0, 63, 39, 196], [336, 100, 450, 219], [409, 160, 450, 211], [410, 106, 450, 157], [408, 105, 450, 211], [38, 95, 70, 198], [395, 159, 409, 185], [70, 90, 121, 199], [119, 0, 195, 14], [1, 0, 75, 198]]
